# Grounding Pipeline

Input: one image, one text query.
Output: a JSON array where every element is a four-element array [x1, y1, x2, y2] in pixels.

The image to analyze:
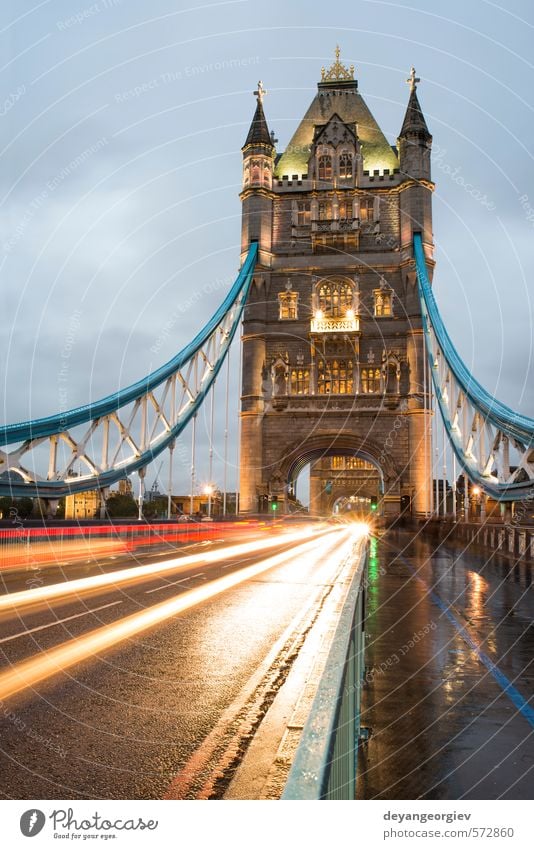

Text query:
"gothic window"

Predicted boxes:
[[374, 289, 393, 317], [317, 359, 353, 394], [318, 201, 332, 221], [339, 152, 353, 180], [359, 197, 375, 222], [318, 154, 333, 181], [317, 280, 354, 317], [332, 456, 345, 470], [243, 162, 250, 188], [290, 368, 310, 395], [361, 368, 381, 393], [251, 159, 261, 184], [263, 160, 271, 187], [386, 362, 398, 393], [297, 201, 311, 226], [279, 291, 298, 320], [338, 198, 351, 220], [346, 457, 374, 470]]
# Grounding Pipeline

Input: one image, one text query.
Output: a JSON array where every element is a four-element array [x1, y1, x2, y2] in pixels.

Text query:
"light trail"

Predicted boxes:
[[0, 529, 352, 702], [0, 525, 331, 617]]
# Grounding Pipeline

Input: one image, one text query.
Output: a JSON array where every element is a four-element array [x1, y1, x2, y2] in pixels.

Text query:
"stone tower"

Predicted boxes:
[[239, 53, 434, 518]]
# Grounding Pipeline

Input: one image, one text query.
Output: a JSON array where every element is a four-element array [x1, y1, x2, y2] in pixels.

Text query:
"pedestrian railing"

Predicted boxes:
[[282, 540, 368, 800]]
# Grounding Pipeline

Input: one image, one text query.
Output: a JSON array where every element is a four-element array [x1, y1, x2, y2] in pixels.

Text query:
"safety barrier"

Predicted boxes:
[[0, 520, 266, 569], [282, 540, 367, 800]]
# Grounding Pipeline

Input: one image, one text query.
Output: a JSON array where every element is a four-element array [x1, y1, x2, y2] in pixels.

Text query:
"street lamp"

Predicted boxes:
[[203, 484, 214, 518]]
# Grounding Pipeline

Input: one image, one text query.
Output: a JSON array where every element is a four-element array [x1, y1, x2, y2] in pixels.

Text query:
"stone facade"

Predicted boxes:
[[239, 56, 434, 517]]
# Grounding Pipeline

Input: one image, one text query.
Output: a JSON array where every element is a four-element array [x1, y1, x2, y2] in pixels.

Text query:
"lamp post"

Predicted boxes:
[[204, 484, 214, 518]]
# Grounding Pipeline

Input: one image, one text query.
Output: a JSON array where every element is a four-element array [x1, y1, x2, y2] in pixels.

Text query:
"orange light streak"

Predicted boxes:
[[0, 530, 351, 702]]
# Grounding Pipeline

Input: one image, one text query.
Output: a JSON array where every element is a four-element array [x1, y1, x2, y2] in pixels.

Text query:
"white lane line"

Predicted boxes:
[[145, 573, 205, 595], [0, 601, 123, 645]]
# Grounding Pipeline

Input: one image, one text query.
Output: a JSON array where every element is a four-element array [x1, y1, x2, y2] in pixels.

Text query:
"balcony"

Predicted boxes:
[[310, 314, 360, 334], [311, 218, 359, 233]]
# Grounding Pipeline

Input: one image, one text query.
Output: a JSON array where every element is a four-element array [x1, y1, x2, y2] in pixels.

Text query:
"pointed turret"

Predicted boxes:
[[398, 67, 432, 181], [243, 96, 273, 148], [241, 81, 275, 194]]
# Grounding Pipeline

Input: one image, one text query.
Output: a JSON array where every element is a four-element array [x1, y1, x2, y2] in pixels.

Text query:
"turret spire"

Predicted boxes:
[[243, 81, 274, 148], [399, 67, 431, 139]]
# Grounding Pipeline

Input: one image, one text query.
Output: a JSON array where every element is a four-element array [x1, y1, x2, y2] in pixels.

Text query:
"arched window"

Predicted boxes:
[[318, 201, 332, 221], [317, 280, 354, 317], [338, 198, 351, 220], [318, 154, 333, 181], [361, 368, 381, 394], [251, 159, 261, 184], [360, 197, 375, 222], [339, 152, 353, 180], [279, 291, 298, 320], [318, 359, 353, 395], [374, 289, 393, 317], [290, 368, 310, 395]]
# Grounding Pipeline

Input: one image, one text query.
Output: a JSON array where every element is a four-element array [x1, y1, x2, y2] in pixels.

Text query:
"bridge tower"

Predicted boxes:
[[239, 52, 434, 518]]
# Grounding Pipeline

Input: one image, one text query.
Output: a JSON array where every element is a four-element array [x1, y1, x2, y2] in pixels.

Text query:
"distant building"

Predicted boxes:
[[118, 478, 133, 496], [65, 489, 99, 520]]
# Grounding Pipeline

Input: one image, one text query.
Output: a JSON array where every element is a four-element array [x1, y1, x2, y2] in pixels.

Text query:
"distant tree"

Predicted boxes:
[[143, 497, 168, 519], [0, 496, 34, 520], [105, 493, 138, 518]]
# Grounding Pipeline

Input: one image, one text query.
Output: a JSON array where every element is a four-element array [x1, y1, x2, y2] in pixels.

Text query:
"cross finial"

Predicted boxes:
[[254, 80, 266, 104], [406, 66, 420, 93], [335, 44, 341, 61]]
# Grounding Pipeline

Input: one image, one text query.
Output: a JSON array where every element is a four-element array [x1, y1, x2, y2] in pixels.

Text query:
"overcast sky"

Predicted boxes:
[[1, 0, 533, 497]]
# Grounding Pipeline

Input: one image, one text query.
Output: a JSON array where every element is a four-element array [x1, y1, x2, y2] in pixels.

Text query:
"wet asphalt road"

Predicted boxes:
[[0, 528, 347, 799], [357, 529, 534, 800]]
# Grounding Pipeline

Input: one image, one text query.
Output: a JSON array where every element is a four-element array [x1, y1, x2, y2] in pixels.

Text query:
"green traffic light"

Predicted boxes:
[[370, 504, 377, 510], [271, 503, 278, 511]]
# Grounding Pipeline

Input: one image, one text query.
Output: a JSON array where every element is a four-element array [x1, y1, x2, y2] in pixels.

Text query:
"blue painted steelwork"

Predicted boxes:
[[0, 243, 257, 498], [414, 233, 534, 500]]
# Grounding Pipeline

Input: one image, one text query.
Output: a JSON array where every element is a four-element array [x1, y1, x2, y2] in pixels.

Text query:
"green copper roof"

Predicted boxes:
[[274, 87, 399, 178]]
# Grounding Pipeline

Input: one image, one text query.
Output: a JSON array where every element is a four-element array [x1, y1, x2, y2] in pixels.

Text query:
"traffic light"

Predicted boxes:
[[370, 495, 378, 511], [271, 495, 278, 512]]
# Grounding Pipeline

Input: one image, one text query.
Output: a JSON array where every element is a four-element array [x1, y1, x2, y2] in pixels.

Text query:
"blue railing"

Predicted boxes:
[[282, 540, 367, 800]]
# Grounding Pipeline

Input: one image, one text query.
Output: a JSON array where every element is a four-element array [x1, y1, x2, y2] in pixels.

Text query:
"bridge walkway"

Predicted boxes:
[[357, 528, 534, 800]]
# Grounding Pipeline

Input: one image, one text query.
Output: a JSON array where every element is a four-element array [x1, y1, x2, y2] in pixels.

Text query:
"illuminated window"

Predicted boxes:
[[318, 201, 332, 221], [338, 198, 351, 220], [374, 289, 393, 317], [251, 159, 261, 184], [339, 153, 353, 180], [290, 368, 310, 395], [359, 197, 375, 222], [263, 160, 271, 187], [318, 154, 333, 181], [346, 457, 374, 470], [317, 280, 354, 317], [361, 368, 381, 393], [332, 456, 345, 470], [279, 291, 298, 320], [318, 359, 353, 395], [297, 202, 311, 226]]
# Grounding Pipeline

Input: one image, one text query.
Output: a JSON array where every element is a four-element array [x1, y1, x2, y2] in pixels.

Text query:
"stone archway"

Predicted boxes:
[[270, 430, 400, 515]]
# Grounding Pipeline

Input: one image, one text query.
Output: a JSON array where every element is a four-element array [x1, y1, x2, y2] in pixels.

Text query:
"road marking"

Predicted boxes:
[[394, 549, 534, 730], [0, 601, 123, 645], [0, 532, 348, 702], [145, 573, 204, 595]]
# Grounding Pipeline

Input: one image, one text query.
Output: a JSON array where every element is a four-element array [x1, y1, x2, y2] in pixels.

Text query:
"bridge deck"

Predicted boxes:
[[357, 529, 534, 800]]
